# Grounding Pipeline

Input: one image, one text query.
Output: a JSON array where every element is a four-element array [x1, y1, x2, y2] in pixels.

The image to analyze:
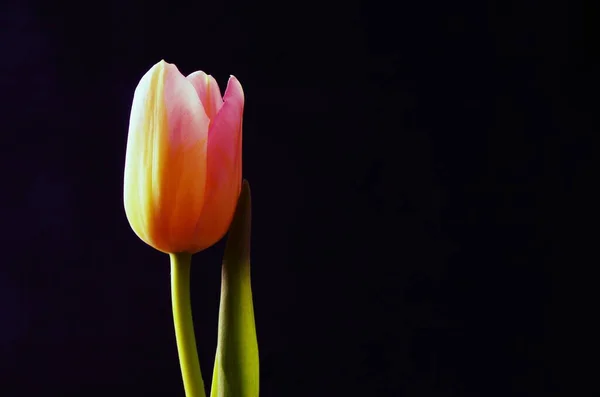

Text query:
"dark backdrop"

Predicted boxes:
[[0, 0, 588, 396]]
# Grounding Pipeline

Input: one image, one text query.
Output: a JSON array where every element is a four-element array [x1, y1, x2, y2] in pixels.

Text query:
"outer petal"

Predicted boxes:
[[187, 71, 224, 120], [124, 60, 210, 253], [124, 62, 161, 245], [190, 75, 244, 252]]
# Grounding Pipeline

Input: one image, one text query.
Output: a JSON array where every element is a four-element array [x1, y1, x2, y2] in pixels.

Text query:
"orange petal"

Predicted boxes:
[[124, 60, 210, 254], [187, 71, 224, 120], [190, 75, 244, 252]]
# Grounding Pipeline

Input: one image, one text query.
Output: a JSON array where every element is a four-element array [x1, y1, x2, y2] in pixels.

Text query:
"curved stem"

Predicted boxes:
[[170, 252, 206, 397]]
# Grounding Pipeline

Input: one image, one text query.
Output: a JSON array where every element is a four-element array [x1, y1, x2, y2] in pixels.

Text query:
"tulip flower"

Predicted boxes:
[[123, 61, 257, 397], [124, 59, 244, 255]]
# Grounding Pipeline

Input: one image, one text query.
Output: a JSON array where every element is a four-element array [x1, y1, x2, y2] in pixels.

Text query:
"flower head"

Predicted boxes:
[[124, 60, 244, 254]]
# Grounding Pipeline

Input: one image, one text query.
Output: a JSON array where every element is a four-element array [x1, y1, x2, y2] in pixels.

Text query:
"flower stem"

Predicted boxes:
[[170, 252, 206, 397]]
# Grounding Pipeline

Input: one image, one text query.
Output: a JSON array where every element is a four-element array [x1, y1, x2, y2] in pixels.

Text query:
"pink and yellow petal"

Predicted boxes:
[[124, 60, 211, 253]]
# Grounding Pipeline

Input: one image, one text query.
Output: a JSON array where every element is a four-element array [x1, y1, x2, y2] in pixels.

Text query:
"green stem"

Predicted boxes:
[[170, 252, 206, 397]]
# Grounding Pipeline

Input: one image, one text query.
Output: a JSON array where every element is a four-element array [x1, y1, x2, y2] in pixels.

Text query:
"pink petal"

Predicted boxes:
[[187, 71, 224, 120], [154, 61, 211, 252], [191, 75, 245, 252]]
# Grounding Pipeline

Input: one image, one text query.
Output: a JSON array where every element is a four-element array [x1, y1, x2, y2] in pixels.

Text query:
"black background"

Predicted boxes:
[[0, 0, 589, 396]]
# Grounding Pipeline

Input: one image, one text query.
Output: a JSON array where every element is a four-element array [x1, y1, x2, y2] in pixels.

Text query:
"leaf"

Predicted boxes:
[[211, 180, 259, 397]]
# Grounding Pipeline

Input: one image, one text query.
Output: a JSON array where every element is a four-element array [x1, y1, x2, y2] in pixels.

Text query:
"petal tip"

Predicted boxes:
[[187, 70, 207, 78], [156, 59, 169, 69], [224, 75, 244, 102]]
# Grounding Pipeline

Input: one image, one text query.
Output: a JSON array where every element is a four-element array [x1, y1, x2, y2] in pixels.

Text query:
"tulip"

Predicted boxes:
[[124, 60, 244, 254]]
